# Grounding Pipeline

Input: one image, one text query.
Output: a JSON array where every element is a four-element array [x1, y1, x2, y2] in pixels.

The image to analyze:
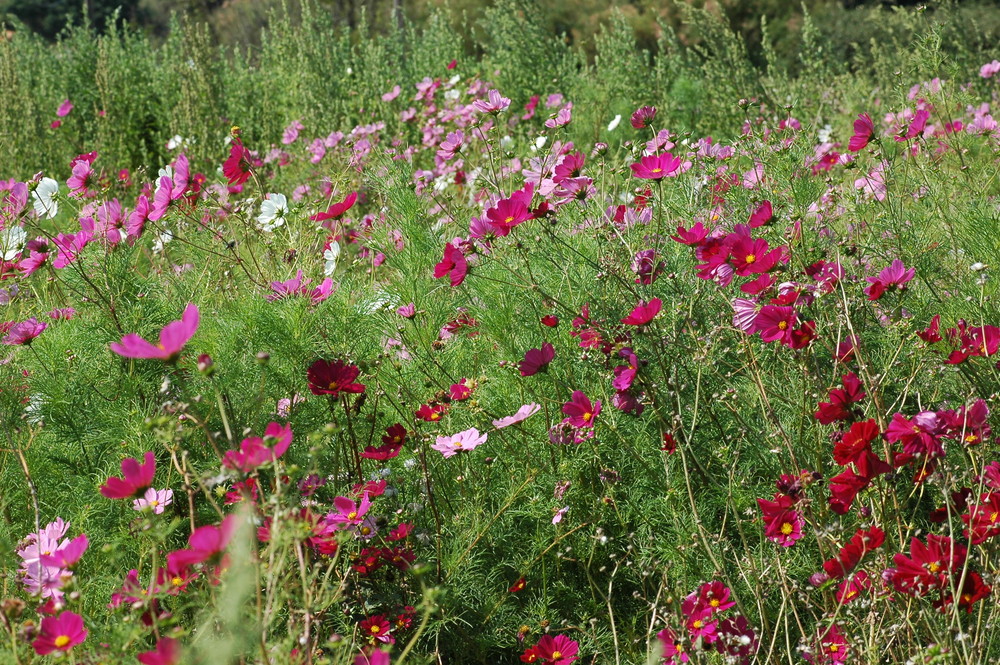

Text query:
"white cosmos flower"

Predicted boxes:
[[444, 89, 460, 101], [500, 135, 513, 151], [324, 241, 341, 276], [257, 193, 288, 232], [31, 178, 59, 219], [818, 124, 833, 143], [607, 114, 622, 132], [0, 226, 27, 261], [153, 230, 173, 254], [533, 136, 547, 151]]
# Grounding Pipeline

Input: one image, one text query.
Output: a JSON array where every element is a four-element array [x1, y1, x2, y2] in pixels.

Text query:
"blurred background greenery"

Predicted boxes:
[[4, 0, 1000, 72]]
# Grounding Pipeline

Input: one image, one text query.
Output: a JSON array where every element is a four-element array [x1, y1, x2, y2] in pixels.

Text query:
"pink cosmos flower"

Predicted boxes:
[[562, 390, 600, 428], [758, 495, 803, 547], [56, 99, 74, 117], [326, 492, 372, 530], [630, 152, 683, 179], [748, 200, 773, 227], [281, 120, 304, 145], [222, 422, 293, 473], [67, 160, 97, 198], [864, 259, 914, 300], [849, 113, 876, 152], [382, 85, 401, 102], [621, 298, 661, 325], [981, 60, 1000, 79], [133, 487, 174, 514], [138, 637, 181, 665], [473, 89, 511, 114], [396, 303, 416, 318], [432, 427, 487, 458], [32, 611, 87, 655], [519, 342, 555, 376], [552, 506, 569, 524], [544, 103, 573, 128], [493, 403, 541, 429], [100, 452, 156, 499], [109, 303, 198, 361], [449, 379, 472, 400], [896, 108, 929, 141], [657, 628, 690, 664], [38, 533, 88, 569], [3, 317, 47, 345]]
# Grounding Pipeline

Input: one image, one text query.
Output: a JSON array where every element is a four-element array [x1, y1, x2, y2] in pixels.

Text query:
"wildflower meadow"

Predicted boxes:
[[3, 1, 1000, 663]]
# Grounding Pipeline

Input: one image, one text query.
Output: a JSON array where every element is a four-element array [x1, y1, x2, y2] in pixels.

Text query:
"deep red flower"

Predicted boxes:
[[814, 373, 866, 424], [822, 526, 885, 579], [519, 342, 555, 376], [748, 200, 773, 227], [509, 576, 527, 592], [962, 492, 1000, 545], [757, 494, 803, 547], [891, 534, 966, 596], [415, 402, 447, 422], [541, 315, 559, 327], [307, 359, 365, 397], [828, 468, 870, 515]]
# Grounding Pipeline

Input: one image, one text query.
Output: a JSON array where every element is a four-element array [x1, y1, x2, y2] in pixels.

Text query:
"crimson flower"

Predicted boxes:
[[307, 359, 365, 397], [222, 142, 252, 185], [433, 242, 468, 287], [509, 576, 527, 592], [754, 305, 797, 344], [822, 526, 885, 579], [757, 494, 803, 547], [828, 467, 871, 515], [621, 298, 661, 325], [748, 200, 773, 227], [962, 493, 1000, 544], [890, 534, 966, 596], [522, 634, 578, 665], [814, 373, 866, 424], [864, 259, 915, 300], [359, 615, 393, 644], [169, 515, 237, 567], [101, 451, 156, 499], [311, 191, 358, 224]]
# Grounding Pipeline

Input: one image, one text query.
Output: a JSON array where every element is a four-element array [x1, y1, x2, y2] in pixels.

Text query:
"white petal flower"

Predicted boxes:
[[607, 114, 622, 132], [324, 241, 341, 276], [1, 226, 27, 261], [31, 178, 59, 219], [257, 193, 288, 232]]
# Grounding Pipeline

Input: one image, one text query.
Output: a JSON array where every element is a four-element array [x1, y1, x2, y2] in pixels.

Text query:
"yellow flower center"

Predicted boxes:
[[151, 500, 159, 507], [54, 635, 71, 648], [370, 626, 381, 634], [965, 434, 979, 444], [928, 562, 941, 573], [651, 168, 662, 173], [551, 651, 562, 659], [171, 576, 183, 586], [777, 321, 788, 330], [583, 412, 592, 422], [709, 599, 720, 607], [693, 620, 703, 629], [991, 511, 999, 523], [347, 511, 358, 520], [780, 522, 794, 535], [505, 216, 514, 224], [829, 644, 839, 653], [745, 254, 756, 263]]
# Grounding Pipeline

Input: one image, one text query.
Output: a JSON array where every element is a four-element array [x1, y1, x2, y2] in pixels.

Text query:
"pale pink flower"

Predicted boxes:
[[133, 487, 173, 515], [432, 427, 487, 458], [492, 403, 541, 429]]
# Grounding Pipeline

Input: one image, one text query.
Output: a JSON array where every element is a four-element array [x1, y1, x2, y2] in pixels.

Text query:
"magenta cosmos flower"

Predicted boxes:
[[493, 403, 541, 429], [864, 259, 915, 300], [310, 191, 358, 224], [630, 105, 657, 129], [33, 611, 87, 655], [433, 242, 468, 287], [2, 317, 47, 345], [621, 298, 661, 325], [100, 451, 156, 499], [110, 303, 199, 361], [519, 342, 555, 376], [138, 637, 181, 665], [473, 89, 511, 114], [849, 113, 876, 152], [562, 390, 601, 428], [432, 427, 487, 458], [222, 142, 252, 185], [326, 492, 372, 530], [307, 359, 365, 397], [630, 152, 684, 179]]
